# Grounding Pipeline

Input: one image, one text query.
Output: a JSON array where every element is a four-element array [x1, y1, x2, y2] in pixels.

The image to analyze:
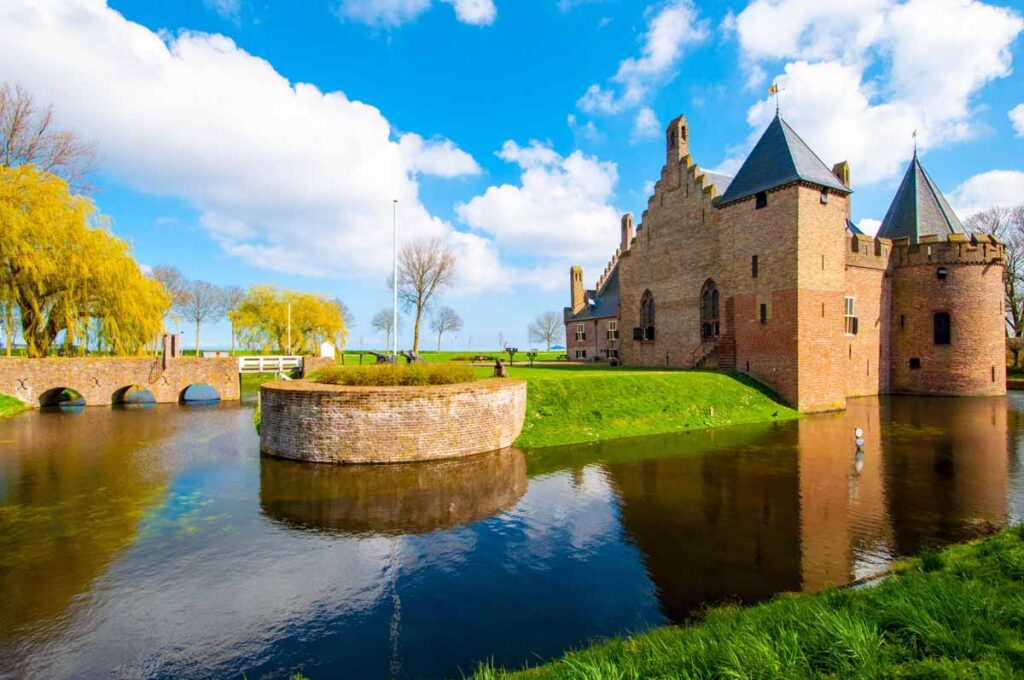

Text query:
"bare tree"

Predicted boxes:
[[333, 298, 354, 350], [223, 286, 245, 355], [529, 311, 564, 350], [430, 306, 463, 353], [152, 266, 186, 326], [372, 309, 400, 350], [397, 237, 457, 353], [175, 279, 227, 354], [0, 83, 95, 186], [966, 206, 1024, 341]]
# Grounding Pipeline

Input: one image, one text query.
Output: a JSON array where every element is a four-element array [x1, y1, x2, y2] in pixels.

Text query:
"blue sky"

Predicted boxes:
[[1, 0, 1023, 350]]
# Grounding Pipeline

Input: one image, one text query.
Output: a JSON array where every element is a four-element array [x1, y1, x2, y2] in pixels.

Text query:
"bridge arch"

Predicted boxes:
[[180, 383, 221, 404], [112, 385, 156, 407], [38, 387, 86, 410]]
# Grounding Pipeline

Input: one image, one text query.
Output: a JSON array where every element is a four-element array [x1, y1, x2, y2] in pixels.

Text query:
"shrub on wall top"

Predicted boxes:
[[312, 363, 477, 387]]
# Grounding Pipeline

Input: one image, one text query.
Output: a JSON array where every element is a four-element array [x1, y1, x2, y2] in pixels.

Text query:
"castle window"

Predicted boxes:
[[759, 303, 767, 325], [751, 255, 759, 278], [910, 357, 921, 370], [934, 312, 951, 345], [575, 323, 585, 342], [700, 280, 720, 339], [820, 191, 829, 205], [640, 290, 655, 329], [900, 314, 905, 330], [755, 192, 768, 209], [844, 297, 858, 335], [607, 321, 619, 341], [937, 267, 948, 280], [575, 349, 587, 360]]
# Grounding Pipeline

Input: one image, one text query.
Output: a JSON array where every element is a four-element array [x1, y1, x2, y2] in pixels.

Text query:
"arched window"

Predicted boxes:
[[640, 290, 655, 327], [934, 312, 951, 345], [701, 280, 720, 340]]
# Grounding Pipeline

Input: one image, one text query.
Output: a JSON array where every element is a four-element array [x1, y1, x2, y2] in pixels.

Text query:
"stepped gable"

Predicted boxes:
[[877, 153, 966, 243], [717, 115, 850, 206]]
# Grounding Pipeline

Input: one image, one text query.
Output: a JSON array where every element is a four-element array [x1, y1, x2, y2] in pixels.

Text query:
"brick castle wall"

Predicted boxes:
[[0, 356, 241, 406], [260, 378, 527, 464]]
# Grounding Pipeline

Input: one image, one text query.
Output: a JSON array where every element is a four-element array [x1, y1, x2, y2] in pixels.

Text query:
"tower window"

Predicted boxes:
[[934, 312, 951, 345], [755, 192, 768, 209], [575, 323, 585, 342], [759, 303, 767, 325], [844, 297, 858, 335], [910, 357, 921, 369], [751, 255, 759, 278], [820, 191, 829, 204]]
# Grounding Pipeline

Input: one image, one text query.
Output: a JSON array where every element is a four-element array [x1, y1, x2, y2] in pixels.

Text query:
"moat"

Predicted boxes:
[[2, 392, 1023, 679]]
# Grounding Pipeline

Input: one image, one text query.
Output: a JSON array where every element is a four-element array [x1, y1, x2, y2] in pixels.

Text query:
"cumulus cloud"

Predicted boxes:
[[577, 0, 708, 115], [0, 0, 501, 287], [858, 218, 882, 236], [1011, 104, 1024, 137], [949, 170, 1024, 217], [729, 0, 1023, 185], [631, 106, 661, 142], [334, 0, 495, 26], [456, 140, 621, 284], [203, 0, 242, 24]]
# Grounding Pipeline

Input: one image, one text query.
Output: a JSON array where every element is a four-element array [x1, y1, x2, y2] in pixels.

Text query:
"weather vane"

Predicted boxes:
[[768, 82, 785, 115]]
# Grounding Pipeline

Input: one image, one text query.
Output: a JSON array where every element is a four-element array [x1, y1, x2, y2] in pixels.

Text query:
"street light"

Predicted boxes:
[[392, 199, 398, 359]]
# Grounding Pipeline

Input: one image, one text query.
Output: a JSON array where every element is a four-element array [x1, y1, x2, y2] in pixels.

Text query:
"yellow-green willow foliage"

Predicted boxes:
[[230, 285, 346, 355], [0, 165, 169, 356]]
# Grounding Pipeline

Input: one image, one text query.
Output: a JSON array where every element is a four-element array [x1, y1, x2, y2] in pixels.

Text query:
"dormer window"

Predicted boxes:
[[755, 192, 768, 209]]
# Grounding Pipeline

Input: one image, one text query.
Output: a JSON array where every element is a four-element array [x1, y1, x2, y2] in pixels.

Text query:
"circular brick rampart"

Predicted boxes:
[[259, 379, 527, 464]]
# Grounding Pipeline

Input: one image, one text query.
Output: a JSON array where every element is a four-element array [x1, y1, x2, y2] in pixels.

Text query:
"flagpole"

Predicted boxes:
[[392, 199, 398, 359]]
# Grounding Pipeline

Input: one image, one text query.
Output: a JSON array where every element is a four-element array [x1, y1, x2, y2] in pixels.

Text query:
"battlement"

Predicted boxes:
[[891, 233, 1005, 268], [846, 232, 893, 271]]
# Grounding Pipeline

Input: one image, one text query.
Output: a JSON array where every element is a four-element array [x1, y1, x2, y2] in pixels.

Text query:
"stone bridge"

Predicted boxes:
[[0, 356, 242, 407]]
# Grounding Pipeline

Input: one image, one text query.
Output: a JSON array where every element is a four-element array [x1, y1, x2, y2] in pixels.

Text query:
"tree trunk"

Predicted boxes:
[[195, 320, 201, 357], [4, 305, 12, 357], [231, 321, 236, 355], [412, 303, 423, 353], [437, 331, 442, 353], [386, 329, 391, 352]]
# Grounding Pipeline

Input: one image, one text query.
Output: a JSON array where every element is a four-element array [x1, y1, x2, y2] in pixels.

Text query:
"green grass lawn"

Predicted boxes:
[[471, 364, 798, 448], [0, 393, 28, 419], [473, 526, 1024, 679]]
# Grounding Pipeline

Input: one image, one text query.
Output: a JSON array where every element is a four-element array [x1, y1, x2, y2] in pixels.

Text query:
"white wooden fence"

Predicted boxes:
[[238, 355, 302, 376]]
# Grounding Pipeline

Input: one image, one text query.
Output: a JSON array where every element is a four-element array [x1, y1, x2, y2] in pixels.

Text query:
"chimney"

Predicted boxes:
[[621, 213, 634, 252], [832, 161, 851, 187], [570, 266, 585, 314], [666, 115, 689, 165]]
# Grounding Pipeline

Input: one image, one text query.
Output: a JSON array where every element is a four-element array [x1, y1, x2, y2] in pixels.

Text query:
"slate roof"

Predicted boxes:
[[703, 170, 734, 196], [846, 219, 864, 235], [717, 115, 851, 206], [877, 153, 966, 242], [568, 262, 619, 322]]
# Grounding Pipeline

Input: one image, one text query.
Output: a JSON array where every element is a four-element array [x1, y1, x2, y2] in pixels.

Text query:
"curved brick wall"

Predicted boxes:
[[259, 447, 527, 535], [890, 261, 1006, 396], [259, 379, 527, 464]]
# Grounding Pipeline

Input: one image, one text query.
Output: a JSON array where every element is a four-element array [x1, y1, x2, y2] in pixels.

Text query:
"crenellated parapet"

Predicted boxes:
[[890, 233, 1005, 269], [846, 233, 893, 271]]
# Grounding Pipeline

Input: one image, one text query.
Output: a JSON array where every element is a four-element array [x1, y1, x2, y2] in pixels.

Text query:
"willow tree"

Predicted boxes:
[[0, 165, 169, 356], [230, 285, 345, 355]]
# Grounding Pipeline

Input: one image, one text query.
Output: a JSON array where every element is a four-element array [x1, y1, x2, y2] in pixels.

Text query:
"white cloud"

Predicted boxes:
[[567, 114, 603, 144], [1011, 104, 1024, 137], [858, 218, 881, 236], [456, 140, 620, 271], [577, 0, 708, 115], [442, 0, 496, 25], [949, 170, 1024, 217], [730, 0, 1023, 185], [204, 0, 242, 24], [0, 0, 498, 287], [334, 0, 495, 26], [631, 106, 660, 142]]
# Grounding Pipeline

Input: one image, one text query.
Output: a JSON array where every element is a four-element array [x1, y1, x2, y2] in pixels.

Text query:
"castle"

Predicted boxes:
[[565, 114, 1007, 413]]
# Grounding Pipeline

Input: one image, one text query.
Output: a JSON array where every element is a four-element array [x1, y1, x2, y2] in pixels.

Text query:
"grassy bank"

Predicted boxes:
[[0, 393, 28, 419], [477, 365, 797, 448], [474, 526, 1024, 679]]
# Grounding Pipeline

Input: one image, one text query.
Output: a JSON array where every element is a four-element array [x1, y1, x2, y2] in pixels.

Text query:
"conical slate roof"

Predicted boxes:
[[877, 153, 965, 242], [718, 115, 850, 206]]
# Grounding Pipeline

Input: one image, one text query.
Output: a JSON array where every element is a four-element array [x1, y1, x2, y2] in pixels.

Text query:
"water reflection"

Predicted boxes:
[[260, 448, 527, 536]]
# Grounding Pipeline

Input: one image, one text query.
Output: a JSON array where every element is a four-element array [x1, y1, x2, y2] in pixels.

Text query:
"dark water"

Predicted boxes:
[[2, 392, 1023, 679]]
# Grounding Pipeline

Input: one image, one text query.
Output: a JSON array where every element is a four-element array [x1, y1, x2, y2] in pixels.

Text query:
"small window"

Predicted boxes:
[[575, 323, 585, 342], [844, 297, 858, 336], [632, 326, 644, 341], [644, 325, 656, 341], [759, 303, 767, 325], [574, 349, 587, 360], [937, 267, 948, 280], [820, 191, 829, 204], [607, 321, 619, 341], [900, 314, 905, 330], [751, 255, 759, 278], [934, 312, 951, 345], [910, 357, 921, 370], [755, 192, 768, 209]]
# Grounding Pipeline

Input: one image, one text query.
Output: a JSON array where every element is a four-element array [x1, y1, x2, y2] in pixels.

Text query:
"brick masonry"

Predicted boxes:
[[259, 378, 527, 464], [0, 356, 241, 406], [567, 114, 1007, 412]]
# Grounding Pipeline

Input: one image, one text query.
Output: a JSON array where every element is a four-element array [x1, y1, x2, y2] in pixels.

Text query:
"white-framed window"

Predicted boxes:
[[844, 297, 857, 336], [607, 320, 618, 341], [575, 323, 585, 342], [602, 348, 619, 359], [574, 348, 587, 359]]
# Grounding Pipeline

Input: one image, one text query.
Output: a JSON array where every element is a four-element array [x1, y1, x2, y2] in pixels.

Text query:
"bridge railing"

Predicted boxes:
[[238, 356, 303, 374]]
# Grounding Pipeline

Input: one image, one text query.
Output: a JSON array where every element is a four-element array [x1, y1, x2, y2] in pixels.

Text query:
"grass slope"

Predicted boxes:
[[0, 393, 27, 419], [488, 366, 797, 449], [475, 526, 1024, 679]]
